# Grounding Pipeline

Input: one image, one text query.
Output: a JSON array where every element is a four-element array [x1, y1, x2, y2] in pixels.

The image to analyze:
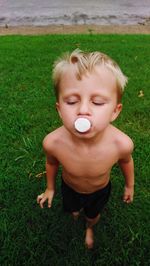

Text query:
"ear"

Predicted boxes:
[[111, 103, 122, 122], [56, 102, 62, 119]]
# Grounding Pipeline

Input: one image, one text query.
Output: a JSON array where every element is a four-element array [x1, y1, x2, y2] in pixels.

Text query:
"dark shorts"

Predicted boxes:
[[61, 178, 111, 219]]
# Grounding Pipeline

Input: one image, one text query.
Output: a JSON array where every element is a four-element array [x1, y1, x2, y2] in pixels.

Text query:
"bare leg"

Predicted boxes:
[[72, 208, 83, 221], [72, 211, 80, 221], [85, 214, 100, 249]]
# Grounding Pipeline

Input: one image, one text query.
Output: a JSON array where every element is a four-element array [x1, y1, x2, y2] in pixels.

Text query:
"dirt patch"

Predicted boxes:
[[0, 24, 150, 35]]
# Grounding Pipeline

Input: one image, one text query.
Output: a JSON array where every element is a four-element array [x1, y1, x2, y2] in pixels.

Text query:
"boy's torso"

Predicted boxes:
[[46, 125, 126, 193], [61, 139, 118, 193]]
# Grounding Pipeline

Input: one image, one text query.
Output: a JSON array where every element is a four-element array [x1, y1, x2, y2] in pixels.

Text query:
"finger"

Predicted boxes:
[[48, 197, 53, 208], [123, 195, 128, 202], [40, 197, 46, 208], [123, 194, 129, 203], [37, 194, 43, 204], [126, 199, 130, 203], [127, 197, 133, 203], [124, 196, 132, 204]]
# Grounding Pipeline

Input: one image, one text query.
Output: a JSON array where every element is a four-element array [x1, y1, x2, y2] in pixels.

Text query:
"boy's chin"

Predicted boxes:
[[74, 130, 97, 139]]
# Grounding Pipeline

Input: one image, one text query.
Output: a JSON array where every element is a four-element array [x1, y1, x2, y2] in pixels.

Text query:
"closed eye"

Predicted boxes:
[[92, 102, 105, 106], [66, 101, 78, 105]]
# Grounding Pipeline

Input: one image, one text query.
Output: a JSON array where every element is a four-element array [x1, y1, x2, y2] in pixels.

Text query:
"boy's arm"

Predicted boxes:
[[46, 156, 59, 191], [118, 137, 135, 203], [37, 135, 59, 208], [37, 158, 59, 208]]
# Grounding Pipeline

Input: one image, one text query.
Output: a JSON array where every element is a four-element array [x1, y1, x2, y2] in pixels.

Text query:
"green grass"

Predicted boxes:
[[0, 34, 150, 266]]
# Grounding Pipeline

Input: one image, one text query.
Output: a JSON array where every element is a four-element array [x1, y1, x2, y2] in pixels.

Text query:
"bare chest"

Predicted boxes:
[[56, 143, 118, 178]]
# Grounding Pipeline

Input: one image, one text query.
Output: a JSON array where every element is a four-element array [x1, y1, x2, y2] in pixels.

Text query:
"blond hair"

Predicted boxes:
[[52, 49, 128, 102]]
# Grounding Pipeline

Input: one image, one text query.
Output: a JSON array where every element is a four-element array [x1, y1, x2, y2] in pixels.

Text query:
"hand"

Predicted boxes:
[[37, 189, 55, 208], [123, 186, 134, 204]]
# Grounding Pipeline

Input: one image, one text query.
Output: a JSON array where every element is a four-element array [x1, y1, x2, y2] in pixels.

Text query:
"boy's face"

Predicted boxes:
[[56, 65, 122, 139]]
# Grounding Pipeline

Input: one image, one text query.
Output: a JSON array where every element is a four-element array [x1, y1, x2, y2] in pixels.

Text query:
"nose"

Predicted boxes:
[[77, 101, 91, 116]]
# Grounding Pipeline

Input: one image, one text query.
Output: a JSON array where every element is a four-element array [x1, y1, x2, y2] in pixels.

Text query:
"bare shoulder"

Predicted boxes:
[[43, 126, 64, 153], [111, 126, 134, 156]]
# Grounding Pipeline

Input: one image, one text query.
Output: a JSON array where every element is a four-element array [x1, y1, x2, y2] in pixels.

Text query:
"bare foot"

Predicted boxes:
[[85, 227, 94, 249]]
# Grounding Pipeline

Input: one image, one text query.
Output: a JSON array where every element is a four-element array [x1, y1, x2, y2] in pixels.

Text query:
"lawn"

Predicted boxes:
[[0, 34, 150, 266]]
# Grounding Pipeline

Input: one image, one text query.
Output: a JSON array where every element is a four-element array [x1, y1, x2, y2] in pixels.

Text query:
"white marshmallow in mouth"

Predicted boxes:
[[74, 118, 91, 133]]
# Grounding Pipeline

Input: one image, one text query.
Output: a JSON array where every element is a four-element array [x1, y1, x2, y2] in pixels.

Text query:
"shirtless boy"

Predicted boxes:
[[37, 49, 134, 249]]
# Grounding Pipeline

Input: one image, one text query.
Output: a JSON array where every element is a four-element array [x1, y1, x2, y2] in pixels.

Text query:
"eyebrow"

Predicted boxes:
[[91, 94, 110, 101], [62, 92, 80, 98], [62, 89, 110, 100]]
